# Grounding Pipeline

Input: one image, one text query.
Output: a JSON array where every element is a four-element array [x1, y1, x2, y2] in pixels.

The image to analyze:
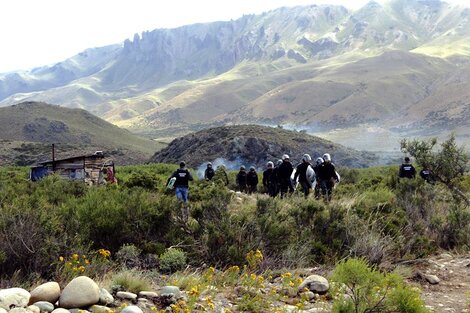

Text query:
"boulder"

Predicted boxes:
[[29, 282, 61, 305], [98, 289, 113, 306], [298, 275, 329, 294], [0, 288, 31, 310], [59, 276, 100, 309], [115, 292, 137, 301], [33, 301, 54, 313], [159, 286, 181, 298], [424, 274, 440, 285], [27, 305, 40, 313], [121, 306, 143, 313], [0, 308, 7, 313]]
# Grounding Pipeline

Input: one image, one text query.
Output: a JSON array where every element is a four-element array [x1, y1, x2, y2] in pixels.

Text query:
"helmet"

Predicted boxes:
[[316, 157, 324, 165], [240, 165, 246, 170], [180, 161, 186, 168], [404, 156, 411, 163], [302, 154, 312, 162], [323, 153, 331, 162], [282, 154, 290, 160], [250, 166, 256, 171], [207, 162, 212, 167], [267, 161, 274, 168], [276, 159, 283, 166]]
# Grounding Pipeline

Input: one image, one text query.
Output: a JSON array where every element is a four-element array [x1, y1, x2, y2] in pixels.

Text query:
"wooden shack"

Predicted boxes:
[[30, 151, 116, 185]]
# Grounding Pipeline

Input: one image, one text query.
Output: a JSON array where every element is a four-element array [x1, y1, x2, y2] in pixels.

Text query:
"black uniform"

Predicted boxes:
[[236, 169, 248, 192], [263, 168, 276, 197], [170, 168, 193, 187], [313, 164, 322, 199], [317, 162, 338, 202], [278, 160, 294, 198], [399, 163, 416, 179], [419, 169, 435, 184], [294, 162, 311, 198], [204, 167, 215, 181], [247, 169, 259, 194]]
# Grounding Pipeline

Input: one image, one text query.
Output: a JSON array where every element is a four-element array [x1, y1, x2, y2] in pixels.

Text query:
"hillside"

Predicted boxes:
[[0, 102, 164, 165], [150, 124, 377, 169], [1, 0, 470, 148]]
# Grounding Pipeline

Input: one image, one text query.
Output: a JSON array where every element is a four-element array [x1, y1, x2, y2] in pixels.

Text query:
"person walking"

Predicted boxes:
[[263, 161, 276, 197], [204, 162, 215, 181], [317, 153, 338, 202], [294, 154, 313, 198], [313, 157, 324, 200], [236, 165, 248, 193], [168, 161, 193, 221], [247, 166, 259, 194], [272, 159, 283, 197], [278, 154, 294, 198], [398, 157, 416, 179]]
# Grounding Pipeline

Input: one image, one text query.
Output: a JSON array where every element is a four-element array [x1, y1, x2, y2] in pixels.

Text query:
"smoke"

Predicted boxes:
[[196, 157, 252, 179]]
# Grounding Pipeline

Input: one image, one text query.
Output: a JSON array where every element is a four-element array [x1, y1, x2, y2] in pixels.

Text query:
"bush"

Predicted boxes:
[[159, 248, 188, 273], [116, 244, 142, 269], [330, 258, 429, 313], [110, 269, 152, 293]]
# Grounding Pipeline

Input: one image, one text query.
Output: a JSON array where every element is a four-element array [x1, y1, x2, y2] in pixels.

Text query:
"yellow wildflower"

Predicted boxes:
[[72, 253, 79, 260], [59, 256, 64, 262]]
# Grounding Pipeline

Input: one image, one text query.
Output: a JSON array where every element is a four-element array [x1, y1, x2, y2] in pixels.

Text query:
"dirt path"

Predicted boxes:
[[407, 253, 470, 313]]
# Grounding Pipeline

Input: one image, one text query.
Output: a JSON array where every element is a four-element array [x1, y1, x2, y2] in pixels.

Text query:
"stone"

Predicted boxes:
[[159, 286, 181, 298], [0, 308, 7, 313], [27, 305, 40, 313], [137, 292, 158, 300], [51, 309, 70, 313], [98, 289, 113, 306], [300, 291, 316, 301], [59, 276, 100, 309], [69, 310, 90, 313], [10, 308, 32, 313], [425, 274, 440, 285], [115, 292, 137, 301], [33, 301, 54, 313], [29, 282, 61, 305], [0, 288, 31, 310], [298, 275, 329, 294], [121, 306, 143, 313], [89, 305, 113, 313]]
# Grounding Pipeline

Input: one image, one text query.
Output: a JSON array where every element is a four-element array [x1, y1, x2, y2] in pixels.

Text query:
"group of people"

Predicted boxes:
[[399, 156, 436, 184], [229, 152, 339, 201]]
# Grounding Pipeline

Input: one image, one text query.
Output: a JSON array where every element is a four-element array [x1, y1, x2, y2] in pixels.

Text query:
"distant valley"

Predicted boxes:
[[1, 0, 470, 152]]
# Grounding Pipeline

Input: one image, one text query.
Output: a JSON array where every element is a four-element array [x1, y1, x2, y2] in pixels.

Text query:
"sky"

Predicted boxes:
[[0, 0, 468, 73]]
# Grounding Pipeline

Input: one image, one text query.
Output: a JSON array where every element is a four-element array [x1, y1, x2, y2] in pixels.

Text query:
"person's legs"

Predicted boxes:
[[300, 181, 310, 198]]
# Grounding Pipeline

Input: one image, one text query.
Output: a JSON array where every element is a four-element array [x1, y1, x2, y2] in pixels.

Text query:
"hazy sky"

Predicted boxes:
[[0, 0, 468, 72]]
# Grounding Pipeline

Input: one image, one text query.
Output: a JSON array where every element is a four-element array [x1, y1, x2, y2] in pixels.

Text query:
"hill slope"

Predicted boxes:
[[150, 125, 376, 169], [0, 102, 164, 165]]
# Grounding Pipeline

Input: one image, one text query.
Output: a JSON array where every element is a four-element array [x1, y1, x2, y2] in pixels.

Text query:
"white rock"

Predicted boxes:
[[10, 308, 32, 313], [59, 276, 100, 309], [27, 305, 40, 313], [121, 306, 143, 313], [115, 292, 137, 301], [0, 288, 31, 310], [425, 274, 440, 285], [298, 275, 329, 294], [29, 282, 61, 305], [98, 289, 113, 305], [0, 308, 8, 313], [51, 309, 70, 313]]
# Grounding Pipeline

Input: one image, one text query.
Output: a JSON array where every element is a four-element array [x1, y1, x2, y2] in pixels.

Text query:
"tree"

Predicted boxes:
[[400, 135, 469, 205]]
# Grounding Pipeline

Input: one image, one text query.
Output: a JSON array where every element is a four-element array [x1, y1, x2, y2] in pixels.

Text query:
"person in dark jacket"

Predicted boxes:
[[419, 167, 436, 184], [294, 154, 312, 198], [313, 157, 324, 200], [263, 161, 276, 197], [278, 154, 294, 198], [317, 153, 338, 202], [204, 162, 215, 181], [399, 157, 416, 179], [272, 159, 282, 197], [168, 161, 194, 221], [247, 166, 259, 194], [236, 166, 248, 193]]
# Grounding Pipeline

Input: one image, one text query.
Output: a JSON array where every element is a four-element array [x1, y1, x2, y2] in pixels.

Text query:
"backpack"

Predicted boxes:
[[167, 177, 176, 190]]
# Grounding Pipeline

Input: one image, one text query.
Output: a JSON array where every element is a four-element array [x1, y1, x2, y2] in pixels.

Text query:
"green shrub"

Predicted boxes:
[[159, 248, 187, 273], [331, 258, 429, 313], [110, 269, 152, 293], [116, 244, 142, 268]]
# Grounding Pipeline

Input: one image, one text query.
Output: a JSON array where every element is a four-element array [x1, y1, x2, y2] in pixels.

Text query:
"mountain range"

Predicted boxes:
[[1, 0, 470, 150]]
